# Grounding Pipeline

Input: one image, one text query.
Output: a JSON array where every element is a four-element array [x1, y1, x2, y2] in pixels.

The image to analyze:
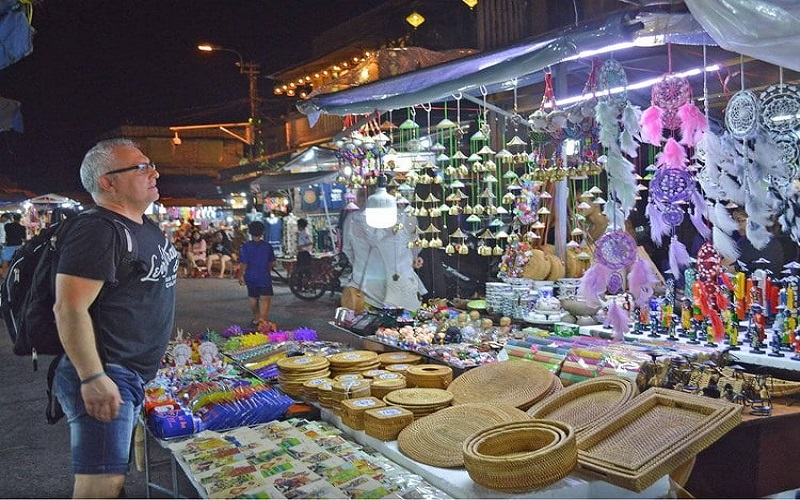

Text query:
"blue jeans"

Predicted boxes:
[[54, 357, 144, 475]]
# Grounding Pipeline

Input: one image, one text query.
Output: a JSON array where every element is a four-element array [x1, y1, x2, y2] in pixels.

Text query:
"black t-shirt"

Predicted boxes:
[[4, 221, 25, 246], [57, 208, 180, 381]]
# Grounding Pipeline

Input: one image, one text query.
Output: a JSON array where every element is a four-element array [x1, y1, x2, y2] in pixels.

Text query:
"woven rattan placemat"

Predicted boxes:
[[397, 403, 529, 467], [447, 360, 554, 409]]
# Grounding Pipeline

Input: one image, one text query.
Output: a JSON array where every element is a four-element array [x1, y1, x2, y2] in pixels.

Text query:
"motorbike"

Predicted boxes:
[[288, 251, 352, 301]]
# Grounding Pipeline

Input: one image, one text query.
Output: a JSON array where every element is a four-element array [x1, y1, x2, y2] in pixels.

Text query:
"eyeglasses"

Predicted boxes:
[[104, 162, 157, 176]]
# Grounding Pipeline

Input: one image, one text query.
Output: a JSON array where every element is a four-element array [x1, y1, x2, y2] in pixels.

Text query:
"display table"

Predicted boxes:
[[578, 324, 800, 378], [320, 408, 671, 499], [686, 396, 800, 498]]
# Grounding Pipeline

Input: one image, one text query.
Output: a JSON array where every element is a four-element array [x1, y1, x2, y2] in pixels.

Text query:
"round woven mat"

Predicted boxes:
[[379, 352, 422, 366], [397, 403, 529, 467], [447, 360, 554, 409], [384, 388, 453, 407], [525, 376, 638, 435], [277, 355, 330, 372], [329, 350, 379, 366]]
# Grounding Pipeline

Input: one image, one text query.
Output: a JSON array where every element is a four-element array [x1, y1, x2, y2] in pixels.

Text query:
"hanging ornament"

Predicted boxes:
[[578, 230, 637, 307]]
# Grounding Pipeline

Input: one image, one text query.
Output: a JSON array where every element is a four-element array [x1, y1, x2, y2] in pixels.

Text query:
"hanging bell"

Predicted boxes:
[[445, 243, 456, 254]]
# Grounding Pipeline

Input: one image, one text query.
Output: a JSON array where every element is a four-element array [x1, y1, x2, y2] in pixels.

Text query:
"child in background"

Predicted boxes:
[[238, 221, 276, 328]]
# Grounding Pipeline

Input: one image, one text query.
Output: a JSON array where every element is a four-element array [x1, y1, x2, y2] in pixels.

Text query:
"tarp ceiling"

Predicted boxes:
[[249, 146, 341, 192], [250, 170, 339, 193], [298, 13, 645, 121], [299, 1, 800, 121]]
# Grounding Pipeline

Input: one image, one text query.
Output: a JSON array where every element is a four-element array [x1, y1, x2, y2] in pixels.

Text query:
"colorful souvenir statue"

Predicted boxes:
[[791, 328, 800, 361], [728, 304, 740, 350], [768, 329, 785, 358]]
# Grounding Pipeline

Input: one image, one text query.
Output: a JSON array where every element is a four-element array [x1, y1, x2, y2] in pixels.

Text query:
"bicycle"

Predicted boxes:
[[288, 252, 352, 301]]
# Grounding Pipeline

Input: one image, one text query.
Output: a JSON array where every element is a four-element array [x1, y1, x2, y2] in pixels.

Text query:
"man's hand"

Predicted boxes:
[[80, 375, 123, 422]]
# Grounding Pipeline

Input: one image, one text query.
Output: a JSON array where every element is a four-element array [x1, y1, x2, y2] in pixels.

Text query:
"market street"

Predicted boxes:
[[0, 276, 351, 498]]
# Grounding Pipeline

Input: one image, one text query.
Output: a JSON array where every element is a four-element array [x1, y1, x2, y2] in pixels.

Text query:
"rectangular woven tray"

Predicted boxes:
[[575, 387, 741, 492]]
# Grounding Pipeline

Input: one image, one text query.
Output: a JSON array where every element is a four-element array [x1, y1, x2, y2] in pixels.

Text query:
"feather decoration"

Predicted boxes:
[[697, 177, 722, 201], [656, 138, 687, 170], [746, 193, 774, 227], [595, 100, 620, 149], [677, 101, 708, 147], [690, 205, 711, 240], [718, 174, 746, 205], [640, 105, 664, 146], [605, 152, 637, 213], [713, 202, 739, 235], [579, 264, 610, 308], [754, 133, 786, 180], [710, 309, 725, 342], [668, 236, 692, 280], [604, 301, 630, 342], [628, 257, 658, 308], [622, 102, 642, 139], [698, 129, 721, 168], [619, 129, 639, 157], [690, 190, 711, 240], [746, 220, 772, 251], [646, 202, 670, 245], [712, 227, 740, 262]]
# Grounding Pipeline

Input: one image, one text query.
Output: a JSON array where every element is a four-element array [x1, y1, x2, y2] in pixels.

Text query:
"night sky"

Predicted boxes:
[[0, 0, 376, 194]]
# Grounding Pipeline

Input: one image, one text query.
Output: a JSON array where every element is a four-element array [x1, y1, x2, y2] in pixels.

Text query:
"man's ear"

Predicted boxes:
[[98, 174, 116, 193]]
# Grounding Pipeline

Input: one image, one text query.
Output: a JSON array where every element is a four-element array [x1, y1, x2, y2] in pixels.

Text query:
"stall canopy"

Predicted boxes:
[[26, 193, 79, 209], [298, 13, 645, 121], [298, 1, 800, 122], [249, 146, 340, 192]]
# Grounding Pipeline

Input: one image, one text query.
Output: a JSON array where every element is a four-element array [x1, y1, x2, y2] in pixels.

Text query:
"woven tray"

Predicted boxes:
[[526, 376, 638, 436], [463, 419, 577, 492], [447, 360, 554, 410], [576, 387, 742, 492], [397, 403, 529, 468]]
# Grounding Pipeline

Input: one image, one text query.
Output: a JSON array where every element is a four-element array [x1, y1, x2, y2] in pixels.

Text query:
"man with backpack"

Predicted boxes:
[[51, 138, 179, 498]]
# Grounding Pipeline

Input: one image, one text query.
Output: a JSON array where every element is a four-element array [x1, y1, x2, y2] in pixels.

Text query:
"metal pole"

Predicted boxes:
[[553, 63, 568, 262], [241, 61, 261, 160]]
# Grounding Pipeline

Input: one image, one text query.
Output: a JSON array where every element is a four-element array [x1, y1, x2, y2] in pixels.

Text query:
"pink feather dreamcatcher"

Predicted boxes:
[[578, 230, 659, 341], [640, 72, 711, 280]]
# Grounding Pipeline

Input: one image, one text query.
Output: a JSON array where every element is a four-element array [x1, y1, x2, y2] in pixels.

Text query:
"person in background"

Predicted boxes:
[[1, 213, 26, 277], [238, 220, 276, 328], [297, 217, 313, 254], [186, 229, 207, 277], [207, 229, 233, 278], [52, 138, 178, 498]]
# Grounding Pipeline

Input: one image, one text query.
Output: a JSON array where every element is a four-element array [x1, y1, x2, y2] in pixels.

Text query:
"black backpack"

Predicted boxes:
[[1, 208, 135, 369]]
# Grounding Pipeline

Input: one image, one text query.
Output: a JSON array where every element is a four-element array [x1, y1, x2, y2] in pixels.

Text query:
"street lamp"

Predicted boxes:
[[198, 43, 261, 160]]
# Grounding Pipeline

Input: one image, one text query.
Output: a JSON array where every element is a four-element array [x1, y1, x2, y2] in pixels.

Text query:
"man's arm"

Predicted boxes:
[[54, 273, 123, 421]]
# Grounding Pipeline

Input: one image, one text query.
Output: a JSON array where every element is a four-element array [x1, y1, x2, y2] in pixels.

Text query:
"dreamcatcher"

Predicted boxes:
[[578, 230, 659, 340], [698, 55, 790, 255], [691, 242, 731, 342], [640, 69, 711, 279], [593, 58, 641, 217]]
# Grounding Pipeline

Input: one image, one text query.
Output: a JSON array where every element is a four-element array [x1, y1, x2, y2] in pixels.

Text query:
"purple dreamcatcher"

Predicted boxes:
[[639, 69, 711, 281], [646, 164, 710, 280], [578, 230, 659, 340]]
